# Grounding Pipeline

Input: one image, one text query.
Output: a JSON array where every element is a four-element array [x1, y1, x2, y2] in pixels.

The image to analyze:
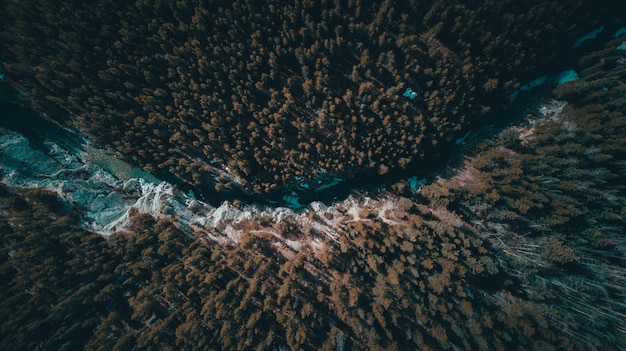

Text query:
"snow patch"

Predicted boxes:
[[346, 202, 363, 222], [514, 100, 568, 145], [377, 199, 404, 226], [538, 100, 567, 119]]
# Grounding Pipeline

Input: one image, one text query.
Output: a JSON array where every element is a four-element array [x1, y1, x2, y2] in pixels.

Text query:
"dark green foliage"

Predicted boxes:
[[1, 1, 625, 351], [421, 35, 626, 350], [0, 0, 610, 193], [0, 185, 114, 351], [0, 185, 550, 350]]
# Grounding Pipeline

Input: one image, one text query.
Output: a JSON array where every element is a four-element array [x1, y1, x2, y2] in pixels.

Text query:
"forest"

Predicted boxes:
[[0, 0, 611, 193], [2, 28, 626, 350], [1, 0, 626, 350]]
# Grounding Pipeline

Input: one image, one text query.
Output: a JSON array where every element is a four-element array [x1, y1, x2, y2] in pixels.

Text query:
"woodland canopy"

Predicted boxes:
[[0, 0, 610, 193], [1, 1, 625, 350]]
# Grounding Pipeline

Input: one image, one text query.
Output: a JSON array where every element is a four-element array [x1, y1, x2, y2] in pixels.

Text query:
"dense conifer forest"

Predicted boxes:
[[0, 0, 611, 192], [1, 0, 626, 350]]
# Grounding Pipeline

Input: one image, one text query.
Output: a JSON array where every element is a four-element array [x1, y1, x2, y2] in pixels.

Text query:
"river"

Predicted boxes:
[[1, 19, 610, 218], [0, 98, 431, 209]]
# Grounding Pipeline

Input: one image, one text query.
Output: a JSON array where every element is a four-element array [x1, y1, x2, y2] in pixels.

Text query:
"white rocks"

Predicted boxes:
[[0, 125, 418, 256]]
